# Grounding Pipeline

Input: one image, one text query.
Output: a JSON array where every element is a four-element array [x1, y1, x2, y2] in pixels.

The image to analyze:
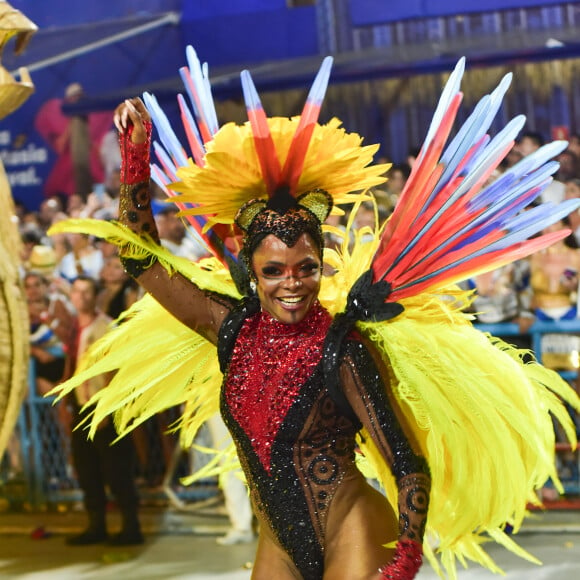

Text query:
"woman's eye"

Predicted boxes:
[[300, 263, 319, 275], [262, 266, 281, 277]]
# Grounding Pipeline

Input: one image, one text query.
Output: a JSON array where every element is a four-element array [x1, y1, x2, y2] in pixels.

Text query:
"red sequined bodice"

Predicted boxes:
[[224, 301, 332, 473]]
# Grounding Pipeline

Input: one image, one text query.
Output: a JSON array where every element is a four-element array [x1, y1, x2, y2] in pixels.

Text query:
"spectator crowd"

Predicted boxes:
[[4, 128, 580, 526]]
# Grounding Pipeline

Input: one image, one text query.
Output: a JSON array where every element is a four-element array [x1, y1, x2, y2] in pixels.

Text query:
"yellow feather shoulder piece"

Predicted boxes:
[[325, 206, 580, 578]]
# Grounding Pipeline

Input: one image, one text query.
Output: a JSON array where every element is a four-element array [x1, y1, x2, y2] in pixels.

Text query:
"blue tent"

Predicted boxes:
[[3, 0, 580, 209]]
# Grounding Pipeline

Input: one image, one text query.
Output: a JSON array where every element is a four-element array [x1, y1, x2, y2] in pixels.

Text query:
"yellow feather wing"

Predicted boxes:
[[326, 207, 579, 578]]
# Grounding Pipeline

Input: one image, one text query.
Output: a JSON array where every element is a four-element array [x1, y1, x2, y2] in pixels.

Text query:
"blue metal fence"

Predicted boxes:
[[0, 360, 218, 510], [475, 320, 580, 496]]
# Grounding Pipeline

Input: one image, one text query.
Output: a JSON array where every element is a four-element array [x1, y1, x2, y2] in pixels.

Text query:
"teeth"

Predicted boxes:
[[279, 296, 304, 304]]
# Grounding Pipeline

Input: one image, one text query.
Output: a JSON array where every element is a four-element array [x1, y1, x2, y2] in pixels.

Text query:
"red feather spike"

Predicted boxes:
[[241, 70, 282, 197], [181, 66, 213, 145], [177, 94, 206, 167], [380, 93, 464, 250], [281, 57, 333, 196]]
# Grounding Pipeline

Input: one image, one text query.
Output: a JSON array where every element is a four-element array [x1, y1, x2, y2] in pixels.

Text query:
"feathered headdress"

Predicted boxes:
[[145, 47, 389, 264]]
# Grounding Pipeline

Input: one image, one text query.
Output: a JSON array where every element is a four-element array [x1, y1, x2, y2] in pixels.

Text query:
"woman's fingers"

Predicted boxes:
[[113, 97, 150, 134]]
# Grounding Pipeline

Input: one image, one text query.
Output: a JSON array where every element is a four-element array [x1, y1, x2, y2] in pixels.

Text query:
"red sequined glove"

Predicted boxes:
[[119, 121, 152, 185], [379, 540, 423, 579]]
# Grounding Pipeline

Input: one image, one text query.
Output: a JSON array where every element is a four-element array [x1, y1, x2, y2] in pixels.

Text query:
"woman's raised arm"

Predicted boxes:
[[114, 98, 234, 344]]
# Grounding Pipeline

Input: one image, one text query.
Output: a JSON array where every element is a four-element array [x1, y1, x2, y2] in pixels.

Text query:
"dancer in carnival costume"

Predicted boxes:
[[50, 50, 580, 579]]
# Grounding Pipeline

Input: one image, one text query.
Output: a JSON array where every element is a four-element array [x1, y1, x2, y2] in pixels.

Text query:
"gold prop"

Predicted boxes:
[[0, 1, 37, 457]]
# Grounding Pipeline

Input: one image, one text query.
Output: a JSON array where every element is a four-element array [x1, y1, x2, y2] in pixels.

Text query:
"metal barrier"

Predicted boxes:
[[475, 320, 580, 496], [0, 360, 218, 510]]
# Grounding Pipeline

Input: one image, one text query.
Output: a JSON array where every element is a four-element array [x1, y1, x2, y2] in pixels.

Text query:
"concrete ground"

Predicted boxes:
[[0, 502, 579, 579]]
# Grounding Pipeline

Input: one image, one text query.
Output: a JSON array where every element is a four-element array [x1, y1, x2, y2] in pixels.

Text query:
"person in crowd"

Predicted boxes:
[[23, 263, 74, 345], [406, 146, 420, 169], [66, 193, 87, 218], [96, 253, 139, 319], [556, 149, 579, 182], [36, 196, 69, 241], [206, 414, 256, 546], [381, 163, 411, 215], [27, 290, 72, 486], [564, 178, 580, 246], [530, 220, 580, 322], [516, 130, 544, 156], [568, 133, 580, 160], [461, 260, 534, 349], [514, 132, 565, 205], [499, 143, 523, 170], [28, 292, 66, 395], [19, 229, 42, 275], [63, 276, 142, 546], [154, 204, 209, 262], [34, 82, 111, 199], [54, 232, 104, 283]]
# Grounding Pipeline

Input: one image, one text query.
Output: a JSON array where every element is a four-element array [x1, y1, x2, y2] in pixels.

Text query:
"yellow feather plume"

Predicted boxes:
[[170, 117, 388, 225]]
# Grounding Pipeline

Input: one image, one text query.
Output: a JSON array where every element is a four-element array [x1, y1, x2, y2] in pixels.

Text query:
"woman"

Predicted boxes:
[[97, 253, 139, 319], [113, 98, 429, 579], [530, 220, 580, 322], [49, 54, 580, 579]]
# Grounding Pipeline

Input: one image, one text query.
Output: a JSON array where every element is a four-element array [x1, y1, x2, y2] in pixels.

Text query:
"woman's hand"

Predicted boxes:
[[379, 540, 423, 579], [113, 98, 151, 144]]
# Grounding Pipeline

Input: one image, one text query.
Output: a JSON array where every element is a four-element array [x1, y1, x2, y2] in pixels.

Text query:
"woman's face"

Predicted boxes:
[[101, 255, 127, 284], [252, 233, 321, 324]]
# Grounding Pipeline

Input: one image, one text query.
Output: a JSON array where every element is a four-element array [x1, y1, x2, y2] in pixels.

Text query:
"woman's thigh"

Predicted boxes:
[[251, 533, 303, 580], [323, 480, 397, 579]]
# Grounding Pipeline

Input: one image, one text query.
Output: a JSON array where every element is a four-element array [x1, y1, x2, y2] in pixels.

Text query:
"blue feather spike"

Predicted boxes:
[[505, 198, 580, 232], [458, 135, 491, 176], [152, 142, 178, 182], [179, 67, 202, 125], [428, 115, 525, 215], [456, 182, 552, 250], [202, 61, 219, 135], [420, 58, 465, 161], [184, 46, 219, 139], [151, 164, 170, 193], [439, 96, 490, 168], [176, 93, 203, 146], [437, 72, 511, 174], [504, 140, 568, 180], [440, 73, 512, 173], [471, 172, 518, 209], [306, 56, 333, 107], [241, 69, 262, 113], [480, 199, 580, 252], [456, 163, 561, 237], [469, 141, 568, 213], [143, 92, 188, 168]]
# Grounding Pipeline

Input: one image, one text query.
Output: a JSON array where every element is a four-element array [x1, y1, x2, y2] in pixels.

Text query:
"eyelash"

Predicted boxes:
[[261, 262, 319, 279]]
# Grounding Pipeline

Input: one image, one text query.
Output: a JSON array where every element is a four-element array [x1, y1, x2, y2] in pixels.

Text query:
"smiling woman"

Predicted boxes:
[[48, 49, 580, 580]]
